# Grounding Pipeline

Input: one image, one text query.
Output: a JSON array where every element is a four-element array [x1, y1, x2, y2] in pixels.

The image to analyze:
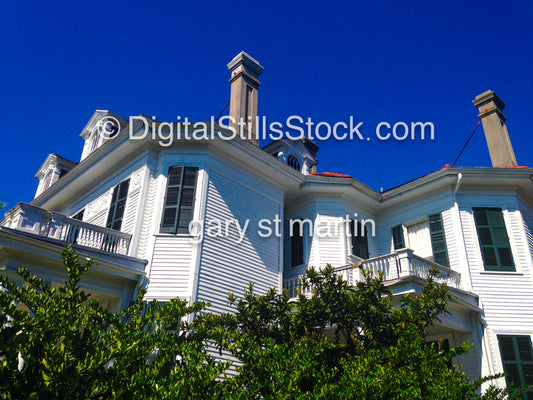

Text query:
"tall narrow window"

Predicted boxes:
[[351, 220, 369, 259], [473, 208, 515, 271], [497, 335, 533, 398], [160, 167, 198, 234], [287, 154, 301, 171], [106, 179, 130, 231], [291, 219, 304, 267], [392, 224, 405, 250], [429, 213, 449, 268]]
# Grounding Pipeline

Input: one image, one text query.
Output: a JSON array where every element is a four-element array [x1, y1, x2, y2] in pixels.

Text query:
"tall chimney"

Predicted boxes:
[[473, 90, 518, 167], [227, 51, 264, 146]]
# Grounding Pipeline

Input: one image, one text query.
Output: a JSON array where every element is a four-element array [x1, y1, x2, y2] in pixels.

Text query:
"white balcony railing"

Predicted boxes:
[[1, 203, 131, 256], [283, 249, 461, 297]]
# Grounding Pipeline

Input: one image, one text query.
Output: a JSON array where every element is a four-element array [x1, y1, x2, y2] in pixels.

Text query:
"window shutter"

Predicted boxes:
[[106, 179, 130, 231], [392, 225, 405, 250], [429, 213, 449, 268], [160, 167, 198, 234], [473, 208, 515, 271]]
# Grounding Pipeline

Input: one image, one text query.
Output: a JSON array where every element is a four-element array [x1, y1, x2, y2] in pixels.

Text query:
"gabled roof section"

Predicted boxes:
[[34, 153, 77, 179], [79, 110, 128, 140]]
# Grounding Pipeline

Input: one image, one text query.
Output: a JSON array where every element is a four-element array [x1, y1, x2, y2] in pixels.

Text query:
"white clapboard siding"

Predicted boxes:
[[454, 332, 481, 380], [196, 171, 282, 315], [460, 207, 533, 331], [376, 192, 454, 256], [144, 235, 194, 301]]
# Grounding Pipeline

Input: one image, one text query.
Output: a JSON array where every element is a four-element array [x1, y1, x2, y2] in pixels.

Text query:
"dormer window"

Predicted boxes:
[[287, 154, 301, 171]]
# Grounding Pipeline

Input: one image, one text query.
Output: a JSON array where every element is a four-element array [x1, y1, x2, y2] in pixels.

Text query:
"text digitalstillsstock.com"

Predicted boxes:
[[96, 115, 436, 144]]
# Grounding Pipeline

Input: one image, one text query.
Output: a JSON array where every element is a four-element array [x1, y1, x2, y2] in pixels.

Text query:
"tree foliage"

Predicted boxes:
[[0, 245, 226, 399], [202, 266, 522, 399], [0, 247, 524, 399]]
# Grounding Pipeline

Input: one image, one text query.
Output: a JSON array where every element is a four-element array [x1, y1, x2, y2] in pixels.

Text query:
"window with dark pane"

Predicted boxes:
[[160, 166, 198, 234], [351, 220, 369, 259], [497, 335, 533, 399], [429, 213, 449, 267], [392, 224, 405, 250], [291, 220, 304, 267], [473, 208, 515, 271], [287, 154, 301, 171], [106, 179, 130, 231]]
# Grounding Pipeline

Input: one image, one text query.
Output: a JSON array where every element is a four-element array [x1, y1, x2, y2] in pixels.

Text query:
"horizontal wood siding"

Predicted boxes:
[[144, 235, 194, 301], [196, 171, 282, 314], [376, 192, 454, 256], [459, 206, 533, 332]]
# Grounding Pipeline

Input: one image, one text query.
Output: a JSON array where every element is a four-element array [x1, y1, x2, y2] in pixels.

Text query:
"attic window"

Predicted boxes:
[[287, 154, 301, 171]]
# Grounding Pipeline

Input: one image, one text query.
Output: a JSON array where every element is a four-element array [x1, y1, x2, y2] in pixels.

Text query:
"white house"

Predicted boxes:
[[1, 52, 532, 395]]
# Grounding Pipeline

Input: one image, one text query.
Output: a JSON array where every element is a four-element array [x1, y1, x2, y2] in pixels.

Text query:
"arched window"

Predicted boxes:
[[287, 154, 301, 171]]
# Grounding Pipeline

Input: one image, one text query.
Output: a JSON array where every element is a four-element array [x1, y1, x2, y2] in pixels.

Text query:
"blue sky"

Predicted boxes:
[[1, 2, 532, 215]]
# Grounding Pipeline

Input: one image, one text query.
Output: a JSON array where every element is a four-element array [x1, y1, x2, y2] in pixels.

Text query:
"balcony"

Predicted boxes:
[[283, 248, 461, 297], [0, 203, 131, 256]]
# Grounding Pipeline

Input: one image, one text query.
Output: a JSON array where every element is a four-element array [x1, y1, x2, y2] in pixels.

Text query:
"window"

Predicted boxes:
[[106, 179, 130, 231], [72, 209, 84, 221], [497, 335, 533, 399], [392, 224, 405, 250], [291, 219, 304, 267], [391, 213, 449, 267], [473, 208, 515, 271], [160, 167, 198, 234], [350, 220, 369, 259], [287, 154, 301, 171]]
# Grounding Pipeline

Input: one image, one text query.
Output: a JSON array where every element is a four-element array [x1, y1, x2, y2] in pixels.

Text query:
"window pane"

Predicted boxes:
[[474, 209, 488, 226], [499, 336, 516, 361], [177, 208, 193, 233], [498, 248, 514, 267], [489, 209, 505, 226], [479, 228, 493, 245], [493, 228, 510, 246], [504, 363, 522, 388], [482, 247, 498, 266], [517, 337, 533, 362], [181, 188, 195, 207], [183, 168, 197, 186], [118, 182, 129, 198], [523, 365, 533, 386]]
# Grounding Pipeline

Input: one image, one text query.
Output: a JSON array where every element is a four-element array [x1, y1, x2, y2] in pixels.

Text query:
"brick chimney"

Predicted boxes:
[[227, 51, 264, 146], [473, 90, 518, 167]]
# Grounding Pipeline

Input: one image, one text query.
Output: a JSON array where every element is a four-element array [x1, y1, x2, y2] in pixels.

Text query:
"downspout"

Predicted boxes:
[[453, 172, 463, 195]]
